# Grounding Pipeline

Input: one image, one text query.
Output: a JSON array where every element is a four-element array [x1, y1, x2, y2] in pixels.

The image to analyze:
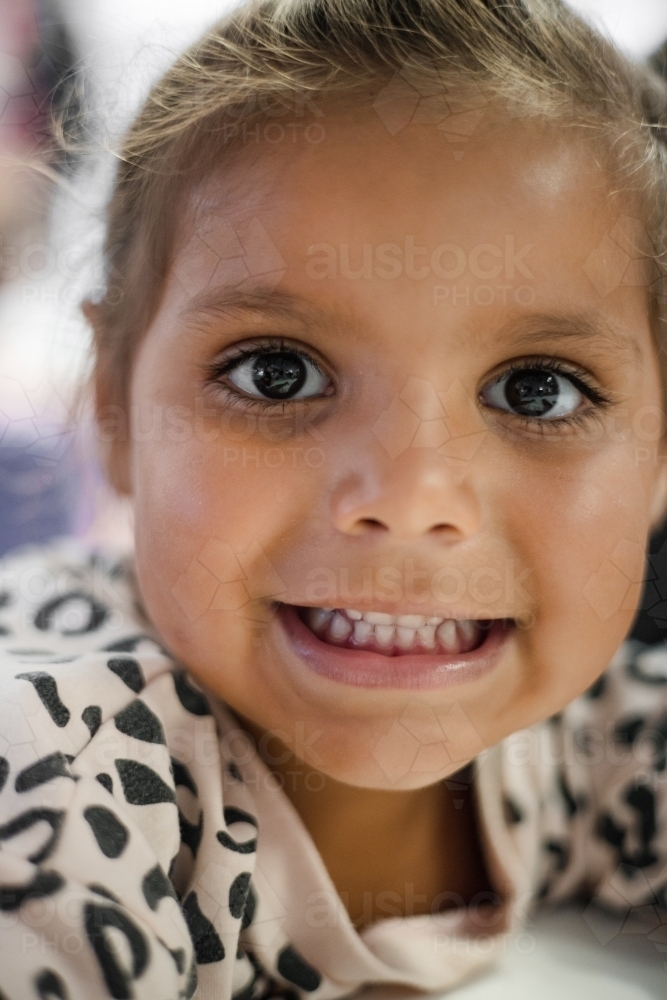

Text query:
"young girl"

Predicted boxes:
[[2, 0, 667, 997]]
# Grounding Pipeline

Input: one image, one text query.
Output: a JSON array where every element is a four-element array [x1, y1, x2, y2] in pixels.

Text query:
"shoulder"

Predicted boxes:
[[0, 537, 143, 643], [0, 538, 180, 771], [555, 639, 667, 737]]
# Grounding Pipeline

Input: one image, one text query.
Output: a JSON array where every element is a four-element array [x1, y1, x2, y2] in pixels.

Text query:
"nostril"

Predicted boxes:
[[356, 518, 388, 533]]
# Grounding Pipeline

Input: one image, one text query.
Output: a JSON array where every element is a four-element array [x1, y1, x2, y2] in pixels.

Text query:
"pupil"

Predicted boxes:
[[505, 369, 559, 416], [251, 352, 307, 399]]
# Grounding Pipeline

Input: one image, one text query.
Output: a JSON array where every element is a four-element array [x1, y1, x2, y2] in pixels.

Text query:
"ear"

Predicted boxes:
[[649, 452, 667, 533], [82, 301, 133, 497]]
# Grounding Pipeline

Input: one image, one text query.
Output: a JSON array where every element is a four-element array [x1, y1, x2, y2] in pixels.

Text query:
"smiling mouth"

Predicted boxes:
[[297, 606, 513, 657]]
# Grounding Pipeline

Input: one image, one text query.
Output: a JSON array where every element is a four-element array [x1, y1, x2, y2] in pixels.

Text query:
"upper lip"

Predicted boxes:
[[285, 602, 516, 621]]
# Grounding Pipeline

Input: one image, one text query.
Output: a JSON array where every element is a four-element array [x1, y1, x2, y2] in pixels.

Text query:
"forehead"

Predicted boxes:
[[169, 105, 654, 358], [182, 106, 611, 236]]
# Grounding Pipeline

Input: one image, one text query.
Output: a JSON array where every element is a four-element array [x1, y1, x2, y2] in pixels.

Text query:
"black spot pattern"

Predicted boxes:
[[231, 950, 266, 1000], [83, 806, 129, 858], [172, 758, 198, 797], [502, 795, 524, 825], [217, 806, 258, 854], [142, 864, 178, 910], [34, 591, 108, 635], [88, 883, 121, 903], [596, 782, 659, 875], [241, 882, 257, 930], [545, 839, 568, 871], [227, 761, 243, 783], [35, 969, 68, 1000], [614, 715, 646, 745], [15, 752, 73, 792], [106, 657, 144, 693], [179, 810, 204, 857], [184, 959, 198, 999], [0, 808, 64, 863], [164, 945, 186, 974], [0, 870, 63, 911], [276, 944, 322, 992], [114, 700, 166, 744], [585, 673, 608, 699], [103, 635, 150, 654], [16, 672, 70, 727], [224, 806, 258, 828], [181, 892, 225, 964], [228, 871, 252, 919], [96, 773, 113, 794], [114, 760, 175, 806], [628, 656, 667, 685], [557, 768, 583, 818], [173, 670, 211, 716], [84, 903, 148, 1000], [82, 705, 102, 738], [0, 755, 8, 794]]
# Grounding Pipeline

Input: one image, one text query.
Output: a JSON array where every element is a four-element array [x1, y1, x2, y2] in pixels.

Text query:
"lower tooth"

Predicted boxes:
[[353, 620, 373, 644], [396, 626, 417, 649], [458, 620, 478, 643], [436, 620, 458, 652], [375, 624, 395, 648], [330, 612, 353, 641], [418, 624, 436, 649]]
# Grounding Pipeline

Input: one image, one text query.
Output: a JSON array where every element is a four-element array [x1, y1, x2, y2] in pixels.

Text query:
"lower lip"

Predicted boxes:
[[277, 604, 514, 690]]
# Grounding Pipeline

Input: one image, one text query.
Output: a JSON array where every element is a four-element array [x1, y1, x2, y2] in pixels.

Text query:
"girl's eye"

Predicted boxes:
[[226, 349, 329, 401], [481, 366, 584, 420]]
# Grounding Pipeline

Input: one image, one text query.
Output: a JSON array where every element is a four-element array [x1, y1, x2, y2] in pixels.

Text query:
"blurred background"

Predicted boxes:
[[2, 0, 667, 641]]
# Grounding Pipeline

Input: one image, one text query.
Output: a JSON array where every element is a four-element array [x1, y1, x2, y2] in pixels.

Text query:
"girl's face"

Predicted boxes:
[[115, 107, 667, 789]]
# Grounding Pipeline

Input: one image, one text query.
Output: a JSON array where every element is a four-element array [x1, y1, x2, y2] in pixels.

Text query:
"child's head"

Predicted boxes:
[[88, 0, 667, 789]]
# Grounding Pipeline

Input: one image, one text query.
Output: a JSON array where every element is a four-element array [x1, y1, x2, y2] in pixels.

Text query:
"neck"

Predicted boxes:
[[239, 717, 494, 929]]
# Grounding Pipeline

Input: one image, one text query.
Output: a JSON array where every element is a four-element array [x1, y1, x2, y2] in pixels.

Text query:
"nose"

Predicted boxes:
[[331, 448, 481, 542]]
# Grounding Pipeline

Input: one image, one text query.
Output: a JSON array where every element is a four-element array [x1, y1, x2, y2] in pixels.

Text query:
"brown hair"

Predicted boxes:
[[91, 0, 667, 412]]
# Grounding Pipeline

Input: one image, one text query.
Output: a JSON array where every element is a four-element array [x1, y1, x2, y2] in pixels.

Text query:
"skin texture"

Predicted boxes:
[[96, 104, 667, 925]]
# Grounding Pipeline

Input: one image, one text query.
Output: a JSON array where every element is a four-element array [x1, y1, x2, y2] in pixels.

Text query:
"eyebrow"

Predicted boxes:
[[179, 286, 326, 328], [503, 313, 644, 366], [181, 287, 645, 366]]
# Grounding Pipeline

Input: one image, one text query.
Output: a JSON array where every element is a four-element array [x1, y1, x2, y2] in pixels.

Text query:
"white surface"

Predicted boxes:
[[566, 0, 667, 60], [363, 903, 667, 999], [360, 903, 667, 999], [58, 0, 667, 135]]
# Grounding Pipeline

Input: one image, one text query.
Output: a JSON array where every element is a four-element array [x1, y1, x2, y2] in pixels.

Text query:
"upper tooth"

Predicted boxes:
[[345, 609, 363, 620], [427, 616, 442, 626], [364, 612, 394, 625], [330, 612, 353, 640], [375, 624, 395, 647], [437, 620, 458, 652], [396, 615, 426, 628], [309, 608, 334, 633]]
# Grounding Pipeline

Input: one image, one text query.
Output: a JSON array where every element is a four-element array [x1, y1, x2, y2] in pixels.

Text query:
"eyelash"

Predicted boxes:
[[479, 357, 615, 436], [204, 341, 616, 435], [203, 338, 332, 412]]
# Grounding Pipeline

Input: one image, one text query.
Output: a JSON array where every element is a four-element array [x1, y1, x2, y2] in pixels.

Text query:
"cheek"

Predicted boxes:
[[130, 424, 320, 633], [500, 443, 652, 702]]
